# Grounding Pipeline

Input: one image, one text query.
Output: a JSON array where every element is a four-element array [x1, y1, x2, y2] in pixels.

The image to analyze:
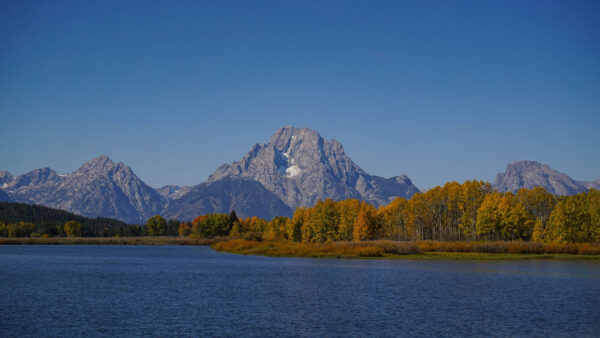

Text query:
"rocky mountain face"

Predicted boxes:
[[207, 126, 420, 210], [1, 127, 422, 221], [581, 180, 600, 191], [0, 171, 13, 185], [2, 156, 165, 223], [0, 171, 14, 202], [493, 160, 590, 195], [162, 178, 292, 221], [156, 185, 192, 200], [0, 189, 10, 202], [4, 136, 597, 223]]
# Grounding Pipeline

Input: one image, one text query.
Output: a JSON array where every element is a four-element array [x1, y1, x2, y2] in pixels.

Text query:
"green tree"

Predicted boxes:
[[516, 187, 555, 239], [286, 208, 306, 242], [498, 195, 530, 240], [191, 214, 232, 238], [589, 189, 600, 242], [532, 218, 547, 242], [146, 215, 167, 236], [6, 222, 36, 237], [336, 199, 361, 241], [548, 194, 590, 243], [228, 210, 239, 227], [63, 220, 82, 237], [166, 219, 180, 236], [305, 199, 339, 243], [0, 222, 6, 237]]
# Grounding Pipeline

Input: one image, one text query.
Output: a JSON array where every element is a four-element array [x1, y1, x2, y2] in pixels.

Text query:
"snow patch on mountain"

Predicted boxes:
[[286, 165, 302, 177]]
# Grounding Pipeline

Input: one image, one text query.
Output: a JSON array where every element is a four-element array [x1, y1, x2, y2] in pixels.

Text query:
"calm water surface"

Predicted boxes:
[[1, 245, 599, 337]]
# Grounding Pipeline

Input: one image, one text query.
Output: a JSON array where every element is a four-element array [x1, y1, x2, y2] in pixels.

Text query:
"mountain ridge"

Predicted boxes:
[[492, 160, 592, 195], [207, 126, 420, 210], [162, 178, 292, 220], [2, 155, 165, 223], [3, 129, 597, 223]]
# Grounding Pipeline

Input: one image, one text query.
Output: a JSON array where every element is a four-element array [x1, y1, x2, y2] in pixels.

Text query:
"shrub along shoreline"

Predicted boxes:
[[210, 240, 600, 260], [2, 237, 599, 260]]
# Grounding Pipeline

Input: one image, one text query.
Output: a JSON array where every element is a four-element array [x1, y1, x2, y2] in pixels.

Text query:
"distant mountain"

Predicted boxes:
[[2, 156, 165, 223], [0, 127, 421, 221], [163, 178, 292, 220], [581, 179, 600, 191], [4, 151, 597, 223], [0, 189, 10, 202], [156, 185, 192, 200], [207, 126, 419, 211], [493, 160, 590, 195], [0, 171, 13, 185]]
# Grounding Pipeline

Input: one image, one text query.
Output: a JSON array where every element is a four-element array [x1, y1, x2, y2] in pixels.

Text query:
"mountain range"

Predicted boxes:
[[1, 156, 165, 223], [1, 127, 597, 223]]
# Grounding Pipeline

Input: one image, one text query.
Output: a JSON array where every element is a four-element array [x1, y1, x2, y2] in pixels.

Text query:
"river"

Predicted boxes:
[[1, 245, 598, 337]]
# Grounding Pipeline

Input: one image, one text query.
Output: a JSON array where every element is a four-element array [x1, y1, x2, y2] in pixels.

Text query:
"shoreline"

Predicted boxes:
[[211, 240, 600, 261], [0, 236, 215, 245], [2, 237, 599, 260]]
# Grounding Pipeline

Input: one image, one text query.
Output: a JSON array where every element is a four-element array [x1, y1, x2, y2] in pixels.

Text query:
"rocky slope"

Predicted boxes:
[[0, 189, 10, 202], [493, 160, 589, 195], [206, 126, 420, 210], [162, 178, 292, 220], [1, 127, 422, 221], [156, 185, 192, 200], [581, 179, 600, 191], [2, 156, 165, 223], [0, 171, 13, 185]]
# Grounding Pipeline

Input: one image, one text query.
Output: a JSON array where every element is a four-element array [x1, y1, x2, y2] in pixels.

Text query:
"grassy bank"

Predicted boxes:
[[211, 240, 600, 260], [0, 236, 216, 245]]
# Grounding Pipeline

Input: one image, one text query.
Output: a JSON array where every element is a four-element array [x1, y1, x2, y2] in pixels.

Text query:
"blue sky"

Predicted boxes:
[[1, 0, 599, 189]]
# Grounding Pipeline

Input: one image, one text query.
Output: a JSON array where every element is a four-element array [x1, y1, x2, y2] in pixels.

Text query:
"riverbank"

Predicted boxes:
[[0, 236, 215, 245], [211, 240, 600, 260], [3, 237, 599, 260]]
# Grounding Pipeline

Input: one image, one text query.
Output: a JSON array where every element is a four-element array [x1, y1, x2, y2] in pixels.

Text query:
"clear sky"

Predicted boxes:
[[1, 0, 599, 189]]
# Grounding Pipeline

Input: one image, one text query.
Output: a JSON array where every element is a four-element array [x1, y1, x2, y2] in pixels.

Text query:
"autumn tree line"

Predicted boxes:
[[176, 182, 600, 244], [1, 182, 598, 244]]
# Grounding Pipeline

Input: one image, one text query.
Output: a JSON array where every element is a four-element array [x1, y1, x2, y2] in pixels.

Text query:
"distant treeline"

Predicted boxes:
[[177, 182, 600, 244], [0, 202, 180, 238]]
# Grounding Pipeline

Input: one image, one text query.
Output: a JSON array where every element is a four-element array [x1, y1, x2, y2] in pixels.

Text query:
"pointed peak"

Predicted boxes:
[[77, 154, 117, 174], [274, 125, 297, 133], [269, 126, 298, 146], [90, 154, 111, 164], [508, 160, 541, 166], [0, 171, 13, 188], [0, 170, 13, 179], [269, 126, 322, 150]]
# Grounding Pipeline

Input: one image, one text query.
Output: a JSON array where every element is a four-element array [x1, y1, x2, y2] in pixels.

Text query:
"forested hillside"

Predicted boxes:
[[0, 202, 143, 237]]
